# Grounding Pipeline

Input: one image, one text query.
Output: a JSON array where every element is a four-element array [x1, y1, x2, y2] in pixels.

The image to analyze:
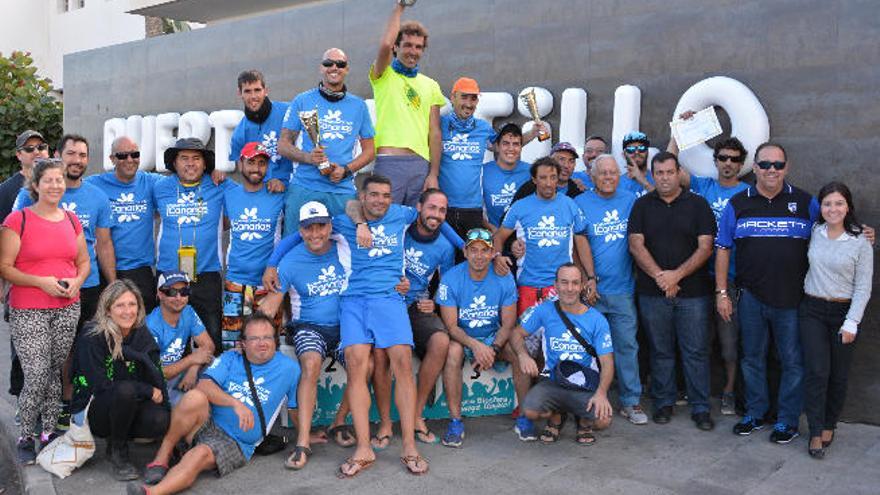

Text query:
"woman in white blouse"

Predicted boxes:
[[800, 182, 873, 460]]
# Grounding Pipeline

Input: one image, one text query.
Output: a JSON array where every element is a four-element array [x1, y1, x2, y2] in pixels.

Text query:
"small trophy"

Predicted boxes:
[[398, 0, 417, 6], [520, 89, 550, 142], [299, 109, 332, 175]]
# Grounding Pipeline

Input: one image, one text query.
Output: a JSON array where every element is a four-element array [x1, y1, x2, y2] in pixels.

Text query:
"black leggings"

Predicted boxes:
[[88, 381, 170, 444]]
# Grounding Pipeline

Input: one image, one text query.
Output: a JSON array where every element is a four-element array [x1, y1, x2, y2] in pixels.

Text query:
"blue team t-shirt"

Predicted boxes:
[[145, 305, 206, 366], [278, 239, 349, 327], [520, 300, 613, 378], [229, 100, 294, 183], [690, 175, 749, 279], [153, 176, 231, 273], [282, 89, 375, 194], [482, 160, 532, 228], [575, 189, 637, 295], [14, 183, 114, 288], [439, 115, 496, 208], [223, 184, 284, 286], [502, 193, 587, 288], [404, 233, 456, 305], [202, 350, 300, 460], [571, 171, 594, 190], [618, 173, 654, 197], [86, 171, 159, 271], [435, 261, 517, 338], [331, 204, 417, 297]]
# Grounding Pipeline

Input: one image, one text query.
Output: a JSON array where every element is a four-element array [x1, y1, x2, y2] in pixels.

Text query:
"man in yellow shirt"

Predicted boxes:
[[370, 0, 446, 206]]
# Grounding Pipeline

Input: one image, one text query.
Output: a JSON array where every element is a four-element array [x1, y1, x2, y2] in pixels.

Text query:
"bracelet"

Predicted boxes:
[[342, 166, 352, 179]]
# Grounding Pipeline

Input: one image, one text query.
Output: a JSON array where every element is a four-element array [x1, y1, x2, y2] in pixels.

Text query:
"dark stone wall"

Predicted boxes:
[[64, 0, 880, 423]]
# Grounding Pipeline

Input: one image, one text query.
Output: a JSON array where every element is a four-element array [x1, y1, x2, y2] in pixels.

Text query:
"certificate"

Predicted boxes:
[[670, 106, 723, 151]]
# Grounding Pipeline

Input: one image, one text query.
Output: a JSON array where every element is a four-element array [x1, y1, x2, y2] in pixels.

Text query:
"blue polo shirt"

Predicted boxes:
[[229, 100, 294, 183], [482, 160, 532, 228], [439, 114, 496, 208], [575, 189, 637, 295], [223, 183, 284, 286], [436, 261, 517, 338]]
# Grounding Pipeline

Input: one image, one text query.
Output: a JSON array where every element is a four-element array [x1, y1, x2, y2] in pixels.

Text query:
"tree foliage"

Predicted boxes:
[[0, 51, 63, 181]]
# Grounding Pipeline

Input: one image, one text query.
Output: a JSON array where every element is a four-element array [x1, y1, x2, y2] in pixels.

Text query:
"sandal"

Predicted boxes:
[[338, 457, 375, 478], [370, 434, 392, 451], [327, 424, 356, 448], [415, 420, 440, 445], [822, 430, 835, 448], [400, 454, 429, 475], [540, 414, 567, 444], [285, 445, 312, 470], [575, 423, 596, 446]]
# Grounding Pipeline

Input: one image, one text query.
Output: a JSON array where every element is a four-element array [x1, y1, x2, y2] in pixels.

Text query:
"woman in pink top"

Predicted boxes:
[[0, 158, 90, 464]]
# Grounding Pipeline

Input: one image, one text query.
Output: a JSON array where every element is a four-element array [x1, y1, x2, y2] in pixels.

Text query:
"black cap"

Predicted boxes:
[[16, 130, 46, 149], [163, 138, 215, 174]]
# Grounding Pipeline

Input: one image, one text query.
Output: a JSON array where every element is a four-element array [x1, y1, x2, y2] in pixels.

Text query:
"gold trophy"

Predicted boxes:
[[299, 109, 332, 175], [520, 89, 550, 142]]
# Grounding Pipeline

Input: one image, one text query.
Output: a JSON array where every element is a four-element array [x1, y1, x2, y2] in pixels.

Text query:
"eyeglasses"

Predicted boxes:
[[624, 145, 648, 154], [18, 144, 49, 153], [715, 154, 744, 163], [160, 287, 191, 297], [114, 151, 141, 160], [322, 59, 348, 69], [755, 160, 786, 170], [466, 228, 492, 243], [243, 335, 275, 343]]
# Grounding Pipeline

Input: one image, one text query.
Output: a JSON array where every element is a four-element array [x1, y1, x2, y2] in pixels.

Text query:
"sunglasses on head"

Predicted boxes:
[[19, 143, 49, 153], [715, 154, 745, 163], [114, 151, 141, 160], [160, 286, 191, 297], [624, 145, 648, 154], [322, 59, 348, 69], [466, 228, 492, 243], [755, 160, 786, 170]]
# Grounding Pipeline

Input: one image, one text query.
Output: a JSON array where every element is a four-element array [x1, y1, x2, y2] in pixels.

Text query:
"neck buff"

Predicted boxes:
[[318, 81, 347, 102], [391, 57, 419, 78], [407, 219, 440, 243], [448, 111, 476, 133], [244, 96, 272, 124]]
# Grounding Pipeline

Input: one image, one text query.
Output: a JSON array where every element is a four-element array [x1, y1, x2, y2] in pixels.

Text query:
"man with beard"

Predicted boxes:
[[153, 138, 232, 351], [220, 143, 284, 349], [619, 131, 655, 197], [370, 1, 446, 206], [279, 48, 375, 233], [87, 136, 160, 311], [230, 70, 291, 192], [510, 142, 585, 203]]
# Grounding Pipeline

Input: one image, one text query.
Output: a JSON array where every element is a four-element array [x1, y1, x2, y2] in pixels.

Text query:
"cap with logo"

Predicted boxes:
[[551, 141, 579, 159], [299, 201, 332, 227], [157, 271, 191, 289], [240, 141, 271, 160]]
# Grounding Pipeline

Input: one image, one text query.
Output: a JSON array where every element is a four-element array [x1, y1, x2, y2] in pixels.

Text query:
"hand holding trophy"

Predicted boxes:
[[520, 88, 550, 142], [299, 109, 332, 175]]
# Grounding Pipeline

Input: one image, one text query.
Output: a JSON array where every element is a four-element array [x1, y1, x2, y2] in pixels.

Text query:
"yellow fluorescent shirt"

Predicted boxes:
[[370, 63, 446, 161]]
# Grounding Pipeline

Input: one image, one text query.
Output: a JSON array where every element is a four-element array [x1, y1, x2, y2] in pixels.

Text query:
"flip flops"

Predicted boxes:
[[338, 457, 375, 478], [400, 455, 429, 475]]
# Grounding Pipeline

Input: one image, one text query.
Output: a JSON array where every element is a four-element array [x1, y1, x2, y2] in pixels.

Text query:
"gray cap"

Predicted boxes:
[[16, 130, 46, 149]]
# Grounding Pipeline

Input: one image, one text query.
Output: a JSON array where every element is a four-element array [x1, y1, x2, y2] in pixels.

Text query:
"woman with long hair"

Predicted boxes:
[[71, 279, 170, 480], [0, 158, 90, 464], [800, 181, 873, 459]]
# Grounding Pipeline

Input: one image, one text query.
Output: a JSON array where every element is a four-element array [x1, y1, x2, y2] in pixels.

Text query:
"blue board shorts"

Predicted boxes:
[[339, 294, 413, 349]]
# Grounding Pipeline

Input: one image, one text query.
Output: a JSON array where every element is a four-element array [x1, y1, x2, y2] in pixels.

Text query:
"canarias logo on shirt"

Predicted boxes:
[[710, 198, 729, 220], [113, 192, 149, 223], [261, 131, 281, 163], [364, 225, 397, 257], [167, 191, 207, 224], [319, 109, 353, 141], [594, 209, 627, 243], [405, 246, 431, 277], [231, 207, 274, 241], [228, 375, 270, 407], [62, 202, 93, 229], [527, 215, 569, 247], [459, 294, 498, 328], [162, 337, 185, 365], [306, 265, 345, 296], [443, 133, 482, 161], [490, 182, 518, 207]]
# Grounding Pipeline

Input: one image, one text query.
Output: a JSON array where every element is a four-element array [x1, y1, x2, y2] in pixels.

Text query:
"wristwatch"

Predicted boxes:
[[342, 165, 353, 179], [490, 343, 502, 355]]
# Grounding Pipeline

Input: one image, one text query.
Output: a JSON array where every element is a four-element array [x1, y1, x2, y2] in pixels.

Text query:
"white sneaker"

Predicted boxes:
[[620, 405, 649, 425]]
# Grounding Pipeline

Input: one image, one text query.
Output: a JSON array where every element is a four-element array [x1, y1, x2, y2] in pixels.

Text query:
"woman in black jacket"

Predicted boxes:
[[71, 279, 170, 481]]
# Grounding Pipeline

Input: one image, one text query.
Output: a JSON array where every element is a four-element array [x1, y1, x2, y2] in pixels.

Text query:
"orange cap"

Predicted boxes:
[[452, 77, 480, 95]]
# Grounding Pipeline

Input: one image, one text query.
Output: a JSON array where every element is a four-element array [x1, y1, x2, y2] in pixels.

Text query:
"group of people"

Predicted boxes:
[[0, 1, 874, 493]]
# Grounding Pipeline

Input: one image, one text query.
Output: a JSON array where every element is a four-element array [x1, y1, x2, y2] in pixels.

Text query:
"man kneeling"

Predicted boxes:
[[129, 313, 300, 494], [510, 263, 614, 445]]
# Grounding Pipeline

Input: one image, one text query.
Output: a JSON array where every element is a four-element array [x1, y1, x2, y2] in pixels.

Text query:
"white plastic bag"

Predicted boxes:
[[37, 402, 95, 479]]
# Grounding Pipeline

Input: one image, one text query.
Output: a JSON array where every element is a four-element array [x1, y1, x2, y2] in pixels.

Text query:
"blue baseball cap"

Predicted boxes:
[[157, 271, 190, 289], [622, 131, 650, 147]]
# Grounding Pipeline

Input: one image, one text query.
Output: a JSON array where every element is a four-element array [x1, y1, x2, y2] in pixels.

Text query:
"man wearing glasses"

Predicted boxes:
[[571, 135, 608, 189], [619, 131, 655, 197], [230, 70, 292, 193], [279, 48, 375, 234], [87, 136, 161, 311]]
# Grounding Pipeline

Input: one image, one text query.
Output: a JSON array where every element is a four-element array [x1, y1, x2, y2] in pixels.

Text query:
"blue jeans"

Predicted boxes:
[[737, 288, 803, 427], [593, 294, 642, 407], [638, 295, 711, 414]]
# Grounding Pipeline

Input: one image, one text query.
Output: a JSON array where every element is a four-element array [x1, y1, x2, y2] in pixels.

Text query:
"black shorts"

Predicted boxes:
[[409, 304, 447, 359]]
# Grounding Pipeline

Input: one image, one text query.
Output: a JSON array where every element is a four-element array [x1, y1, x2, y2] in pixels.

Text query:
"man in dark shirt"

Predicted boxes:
[[628, 151, 716, 430]]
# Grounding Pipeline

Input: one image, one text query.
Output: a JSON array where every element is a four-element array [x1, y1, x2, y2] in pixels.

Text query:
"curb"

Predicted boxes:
[[0, 397, 57, 495]]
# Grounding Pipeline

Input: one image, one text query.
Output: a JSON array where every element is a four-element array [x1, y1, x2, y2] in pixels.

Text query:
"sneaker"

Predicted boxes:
[[733, 415, 765, 436], [675, 392, 688, 406], [620, 405, 649, 425], [17, 436, 37, 465], [720, 392, 736, 416], [39, 430, 61, 451], [442, 418, 465, 448], [652, 406, 673, 424], [691, 412, 715, 431], [514, 416, 537, 442], [769, 423, 799, 444], [56, 402, 71, 432], [143, 462, 169, 485]]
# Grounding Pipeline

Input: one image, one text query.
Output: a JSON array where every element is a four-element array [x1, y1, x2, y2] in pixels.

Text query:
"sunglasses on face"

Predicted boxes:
[[19, 144, 49, 153], [322, 59, 348, 69], [114, 151, 141, 160], [160, 287, 191, 297], [624, 145, 648, 154], [715, 154, 745, 163], [466, 228, 492, 243], [755, 160, 786, 170]]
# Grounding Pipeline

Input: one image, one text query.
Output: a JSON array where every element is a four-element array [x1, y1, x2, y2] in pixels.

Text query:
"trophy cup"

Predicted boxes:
[[299, 109, 332, 175], [398, 0, 417, 6], [520, 89, 550, 142]]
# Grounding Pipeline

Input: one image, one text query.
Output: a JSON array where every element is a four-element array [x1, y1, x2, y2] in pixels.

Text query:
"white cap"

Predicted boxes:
[[299, 201, 332, 227]]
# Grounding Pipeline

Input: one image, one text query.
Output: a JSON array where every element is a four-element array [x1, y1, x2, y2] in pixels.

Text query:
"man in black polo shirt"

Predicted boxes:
[[628, 151, 716, 430], [715, 142, 816, 444]]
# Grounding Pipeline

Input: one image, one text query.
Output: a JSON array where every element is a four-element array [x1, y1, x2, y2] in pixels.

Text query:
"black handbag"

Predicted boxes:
[[551, 300, 601, 392], [243, 355, 287, 456]]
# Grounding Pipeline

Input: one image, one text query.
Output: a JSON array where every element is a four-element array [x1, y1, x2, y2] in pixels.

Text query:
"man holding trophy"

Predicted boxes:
[[370, 0, 446, 206], [279, 48, 375, 234]]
